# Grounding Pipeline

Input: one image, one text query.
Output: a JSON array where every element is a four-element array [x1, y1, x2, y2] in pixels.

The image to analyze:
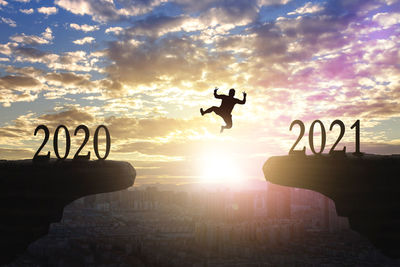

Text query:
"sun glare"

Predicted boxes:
[[198, 151, 244, 184]]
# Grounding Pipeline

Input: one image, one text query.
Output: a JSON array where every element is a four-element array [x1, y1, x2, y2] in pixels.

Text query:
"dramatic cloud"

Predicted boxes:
[[105, 36, 238, 94], [54, 0, 265, 23], [0, 0, 399, 180]]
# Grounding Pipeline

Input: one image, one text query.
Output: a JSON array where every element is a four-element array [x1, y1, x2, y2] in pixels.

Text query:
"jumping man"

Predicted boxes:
[[200, 88, 247, 133]]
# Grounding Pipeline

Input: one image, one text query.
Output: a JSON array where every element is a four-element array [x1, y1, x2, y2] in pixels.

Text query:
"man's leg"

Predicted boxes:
[[200, 106, 218, 116], [220, 115, 232, 133]]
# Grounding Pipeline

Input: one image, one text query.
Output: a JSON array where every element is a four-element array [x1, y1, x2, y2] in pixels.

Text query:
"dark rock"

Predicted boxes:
[[263, 153, 400, 258], [0, 159, 135, 265]]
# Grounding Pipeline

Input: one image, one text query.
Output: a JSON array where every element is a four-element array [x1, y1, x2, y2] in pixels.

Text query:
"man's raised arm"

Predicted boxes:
[[237, 92, 247, 104], [214, 88, 223, 99]]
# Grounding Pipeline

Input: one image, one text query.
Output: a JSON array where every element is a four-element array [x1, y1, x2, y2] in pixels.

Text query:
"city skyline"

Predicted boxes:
[[11, 183, 397, 266]]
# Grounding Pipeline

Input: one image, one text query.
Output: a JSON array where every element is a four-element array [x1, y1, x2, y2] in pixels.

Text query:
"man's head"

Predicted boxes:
[[229, 88, 235, 97]]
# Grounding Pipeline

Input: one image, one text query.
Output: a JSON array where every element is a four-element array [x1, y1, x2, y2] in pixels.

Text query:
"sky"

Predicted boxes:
[[0, 0, 399, 184]]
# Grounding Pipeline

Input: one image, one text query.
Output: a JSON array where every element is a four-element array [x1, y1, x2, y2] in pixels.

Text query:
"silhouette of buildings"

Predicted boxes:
[[9, 182, 398, 266], [267, 183, 291, 219]]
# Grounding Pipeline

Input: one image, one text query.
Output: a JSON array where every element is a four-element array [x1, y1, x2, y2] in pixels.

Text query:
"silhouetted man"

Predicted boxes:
[[200, 88, 247, 133]]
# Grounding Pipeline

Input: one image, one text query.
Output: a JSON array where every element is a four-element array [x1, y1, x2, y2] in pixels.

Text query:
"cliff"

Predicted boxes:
[[263, 153, 400, 258], [0, 159, 135, 265]]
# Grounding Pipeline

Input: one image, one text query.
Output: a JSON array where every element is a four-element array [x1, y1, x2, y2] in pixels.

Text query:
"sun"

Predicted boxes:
[[198, 150, 244, 184]]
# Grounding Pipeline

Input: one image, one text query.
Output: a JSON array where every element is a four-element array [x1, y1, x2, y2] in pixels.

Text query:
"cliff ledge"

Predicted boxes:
[[0, 159, 135, 264], [263, 153, 400, 258]]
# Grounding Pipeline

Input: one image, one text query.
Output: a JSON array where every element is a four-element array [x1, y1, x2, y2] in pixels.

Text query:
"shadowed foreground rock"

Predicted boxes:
[[263, 153, 400, 258], [0, 159, 135, 265]]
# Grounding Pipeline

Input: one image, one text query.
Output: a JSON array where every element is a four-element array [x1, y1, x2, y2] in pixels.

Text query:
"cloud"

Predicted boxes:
[[104, 116, 206, 139], [115, 139, 221, 157], [361, 142, 400, 155], [4, 45, 100, 73], [45, 72, 91, 85], [55, 0, 130, 22], [20, 8, 34, 14], [48, 50, 102, 72], [10, 27, 53, 45], [69, 23, 99, 32], [0, 75, 41, 88], [5, 65, 44, 77], [0, 148, 33, 160], [115, 15, 207, 39], [37, 6, 58, 15], [0, 108, 98, 156], [1, 17, 16, 27], [44, 72, 99, 94], [57, 0, 259, 23], [13, 47, 58, 63], [172, 0, 260, 28], [0, 0, 7, 6], [93, 0, 400, 132], [380, 0, 397, 4], [73, 36, 95, 45], [0, 63, 102, 105], [117, 8, 257, 39], [0, 107, 216, 172], [372, 12, 400, 28], [56, 0, 274, 24], [0, 42, 17, 55], [42, 27, 53, 40], [55, 0, 119, 21], [287, 2, 324, 15], [105, 26, 124, 35], [0, 75, 42, 106], [39, 107, 95, 125], [9, 48, 99, 73], [257, 0, 291, 6], [104, 36, 238, 95], [323, 0, 383, 18], [117, 0, 168, 18]]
